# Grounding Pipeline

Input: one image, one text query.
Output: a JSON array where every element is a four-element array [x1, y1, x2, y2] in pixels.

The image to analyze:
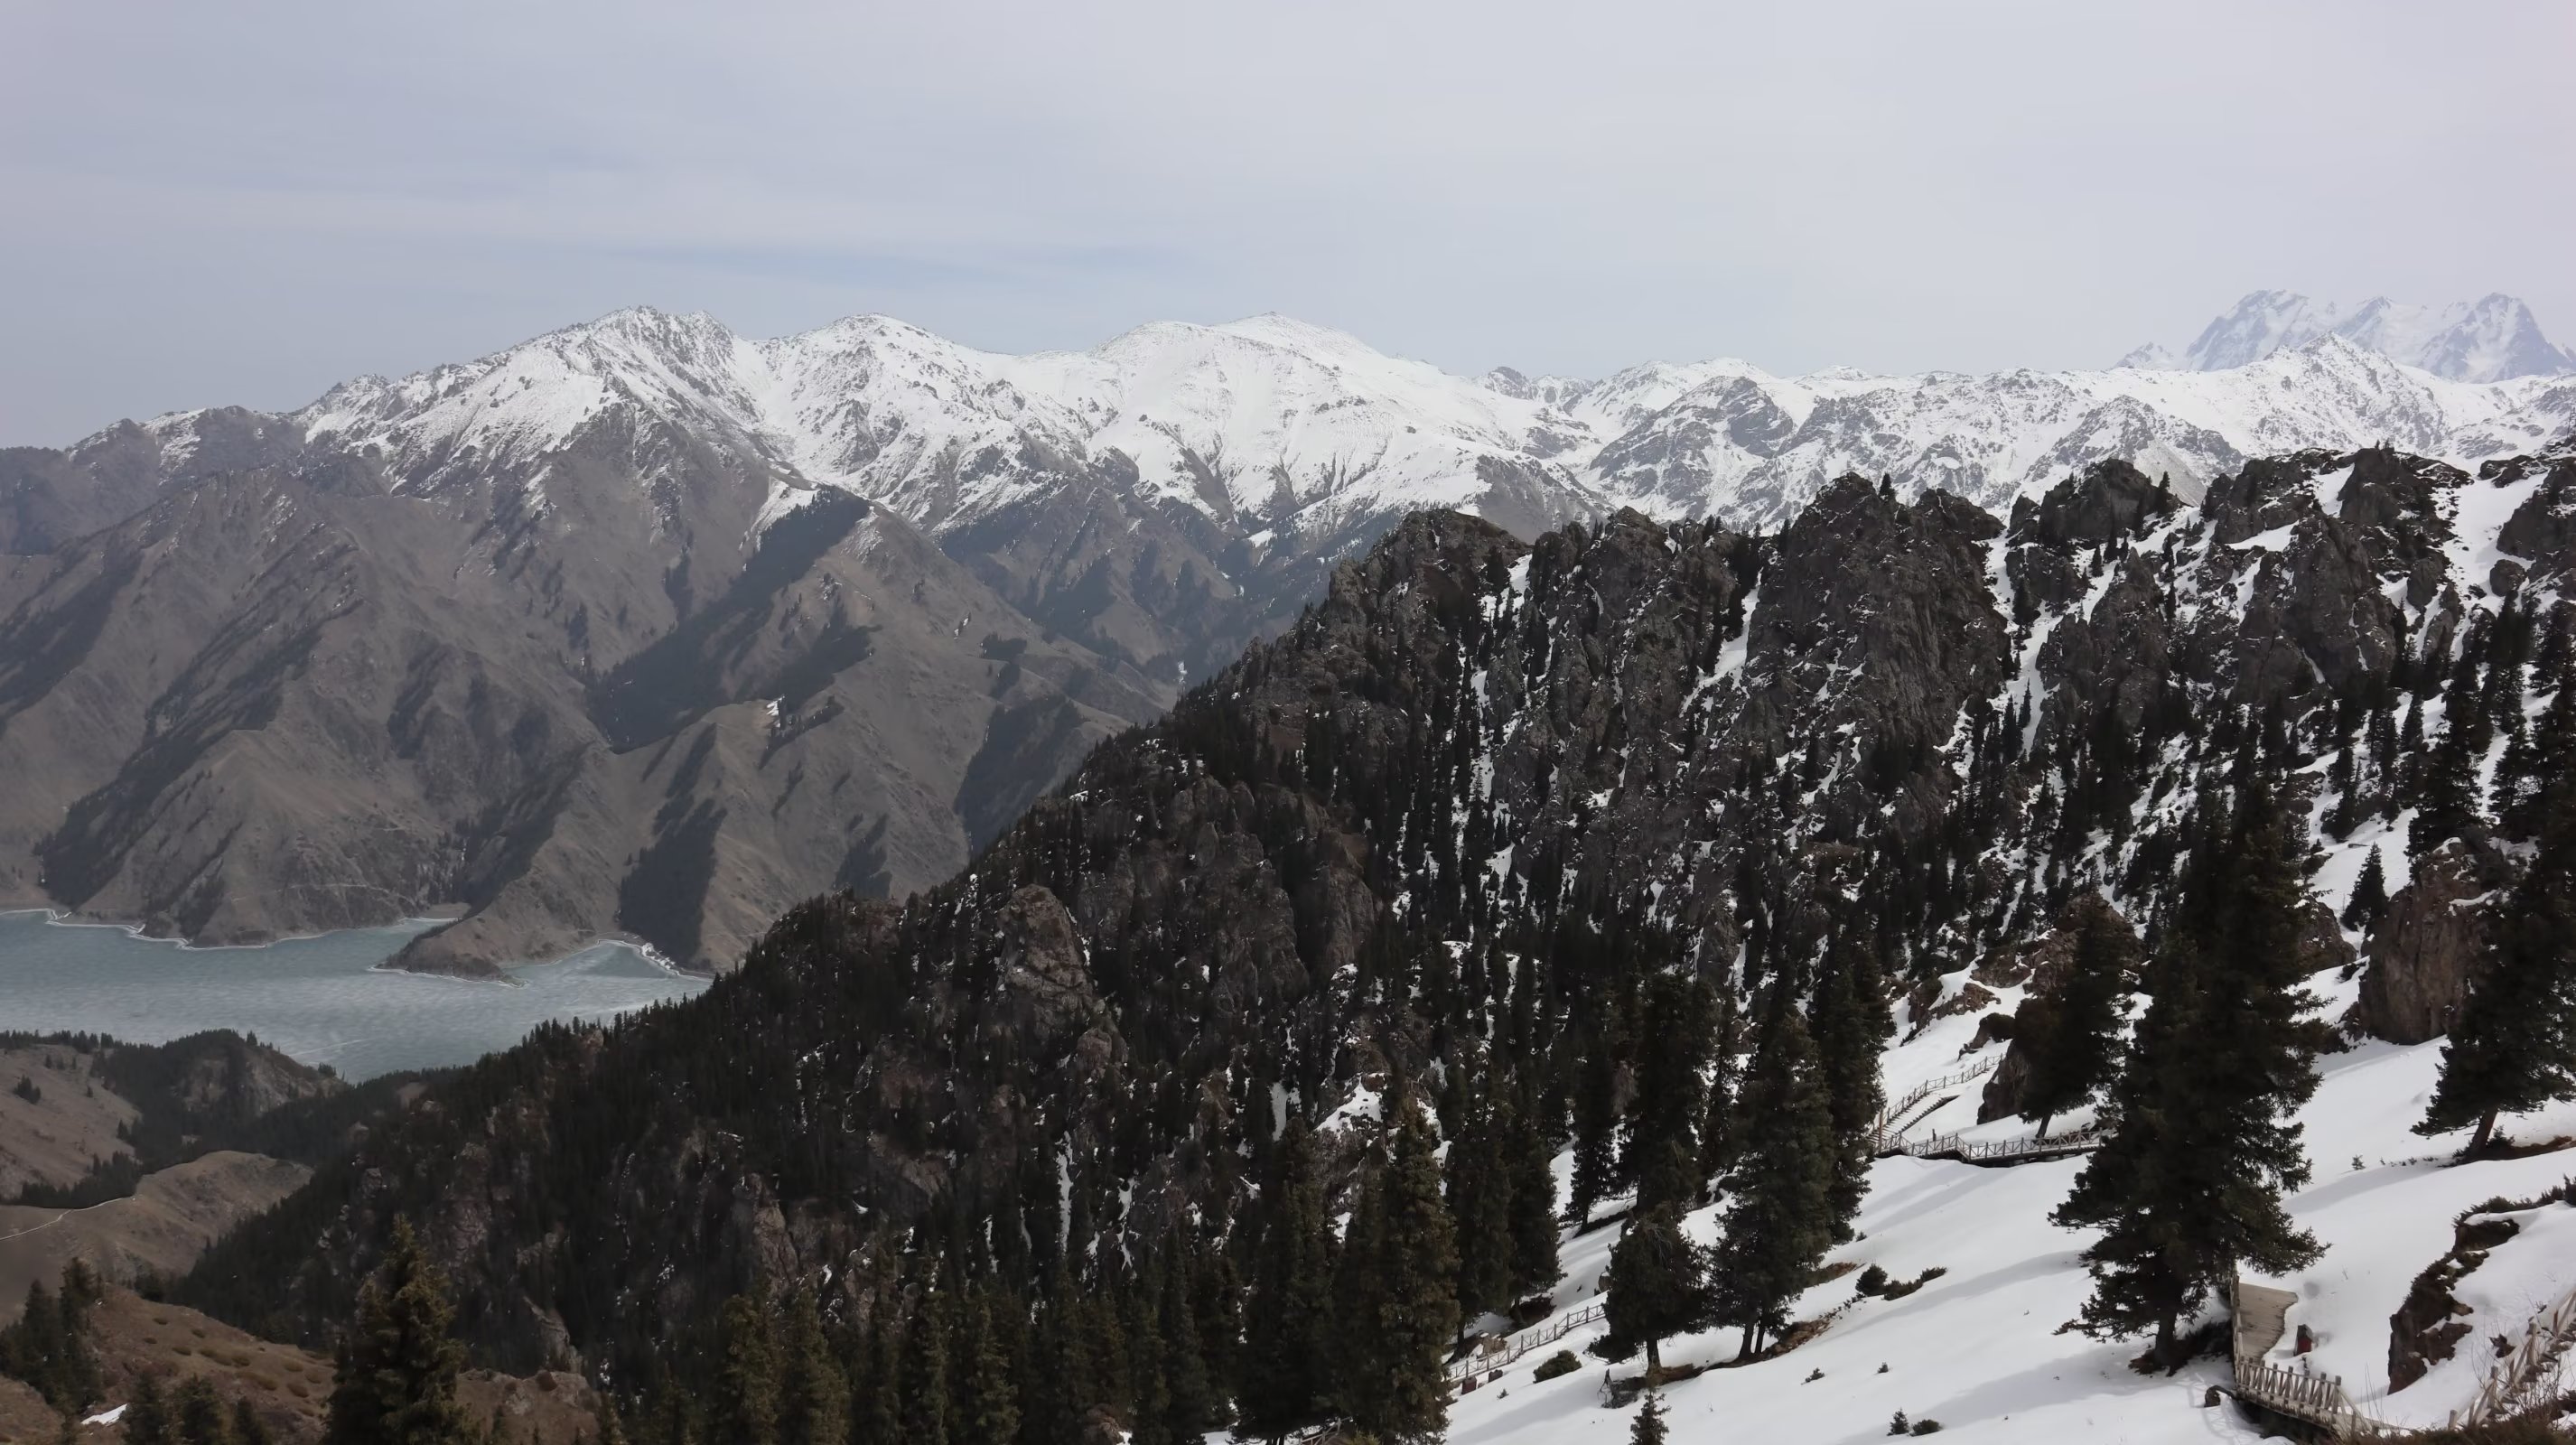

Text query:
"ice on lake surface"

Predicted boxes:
[[0, 911, 706, 1080]]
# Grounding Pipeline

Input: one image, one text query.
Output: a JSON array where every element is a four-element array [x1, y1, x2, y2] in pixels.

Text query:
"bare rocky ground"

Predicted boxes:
[[0, 1154, 311, 1326]]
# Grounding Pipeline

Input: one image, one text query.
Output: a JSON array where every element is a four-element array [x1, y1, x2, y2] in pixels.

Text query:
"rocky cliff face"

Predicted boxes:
[[177, 434, 2575, 1375], [2357, 842, 2500, 1044]]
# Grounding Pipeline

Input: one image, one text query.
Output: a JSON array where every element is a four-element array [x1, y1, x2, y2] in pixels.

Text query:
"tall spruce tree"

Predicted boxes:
[[173, 1377, 230, 1445], [960, 1291, 1020, 1445], [1630, 1389, 1670, 1445], [1601, 1205, 1703, 1376], [1152, 1247, 1216, 1443], [775, 1286, 845, 1445], [1809, 935, 1891, 1236], [2413, 666, 2490, 856], [1505, 1078, 1563, 1298], [2341, 848, 2390, 933], [710, 1291, 779, 1445], [232, 1397, 275, 1445], [1706, 999, 1835, 1359], [126, 1375, 173, 1445], [1335, 1112, 1460, 1445], [2501, 676, 2576, 840], [1622, 973, 1718, 1212], [1443, 1065, 1517, 1327], [2017, 899, 2137, 1141], [850, 1314, 902, 1445], [899, 1291, 952, 1445], [1238, 1119, 1337, 1441], [325, 1218, 474, 1445], [1569, 1015, 1627, 1225], [2418, 778, 2576, 1153], [2053, 781, 2325, 1369]]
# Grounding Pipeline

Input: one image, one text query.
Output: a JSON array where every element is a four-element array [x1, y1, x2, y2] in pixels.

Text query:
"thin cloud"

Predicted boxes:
[[3, 0, 2569, 443]]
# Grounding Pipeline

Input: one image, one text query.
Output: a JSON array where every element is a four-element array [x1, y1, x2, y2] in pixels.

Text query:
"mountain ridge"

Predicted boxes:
[[167, 430, 2576, 1443], [2121, 288, 2576, 381], [4, 305, 2571, 975]]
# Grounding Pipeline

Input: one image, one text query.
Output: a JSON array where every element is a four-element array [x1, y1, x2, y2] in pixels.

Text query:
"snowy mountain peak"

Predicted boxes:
[[2125, 289, 2576, 381], [215, 302, 2576, 553]]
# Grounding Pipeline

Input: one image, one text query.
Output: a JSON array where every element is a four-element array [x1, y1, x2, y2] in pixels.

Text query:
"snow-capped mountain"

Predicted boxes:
[[287, 303, 2573, 547], [2122, 289, 2576, 381], [13, 303, 2573, 974], [301, 306, 1592, 551]]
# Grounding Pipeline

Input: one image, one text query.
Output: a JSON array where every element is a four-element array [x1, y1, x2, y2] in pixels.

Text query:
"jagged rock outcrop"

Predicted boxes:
[[2357, 842, 2499, 1044], [2387, 1180, 2576, 1393]]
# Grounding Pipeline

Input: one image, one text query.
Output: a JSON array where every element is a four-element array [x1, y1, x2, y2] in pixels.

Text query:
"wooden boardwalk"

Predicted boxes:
[[1885, 1120, 2105, 1166], [1867, 1058, 1998, 1154], [1447, 1301, 1608, 1393]]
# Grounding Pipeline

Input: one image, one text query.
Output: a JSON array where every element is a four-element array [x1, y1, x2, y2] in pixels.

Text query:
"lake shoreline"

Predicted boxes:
[[0, 912, 707, 1081]]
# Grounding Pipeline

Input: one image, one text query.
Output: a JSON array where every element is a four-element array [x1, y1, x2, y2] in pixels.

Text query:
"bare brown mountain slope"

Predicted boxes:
[[0, 412, 1163, 974]]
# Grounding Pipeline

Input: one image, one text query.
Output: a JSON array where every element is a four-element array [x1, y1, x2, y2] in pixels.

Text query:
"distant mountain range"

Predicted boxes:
[[1, 302, 2570, 972], [2120, 290, 2576, 381]]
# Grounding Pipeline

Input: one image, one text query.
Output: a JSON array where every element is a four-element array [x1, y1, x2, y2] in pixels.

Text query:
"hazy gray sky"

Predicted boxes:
[[4, 1, 2571, 445]]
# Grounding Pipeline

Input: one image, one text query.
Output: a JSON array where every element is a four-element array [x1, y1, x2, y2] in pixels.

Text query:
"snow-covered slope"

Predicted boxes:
[[1451, 990, 2576, 1445], [2123, 290, 2576, 382]]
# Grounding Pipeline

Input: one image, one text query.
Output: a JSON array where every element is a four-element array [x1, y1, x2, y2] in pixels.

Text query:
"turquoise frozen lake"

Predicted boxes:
[[0, 911, 706, 1080]]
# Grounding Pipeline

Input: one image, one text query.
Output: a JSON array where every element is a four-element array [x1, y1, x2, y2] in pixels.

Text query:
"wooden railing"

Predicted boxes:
[[2452, 1282, 2576, 1428], [1890, 1120, 2105, 1165], [1446, 1301, 1608, 1386], [1868, 1058, 1999, 1153], [2234, 1357, 2374, 1434]]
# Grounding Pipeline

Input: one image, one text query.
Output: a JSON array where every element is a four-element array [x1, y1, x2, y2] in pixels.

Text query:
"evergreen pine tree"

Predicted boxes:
[[2053, 781, 2326, 1369], [2018, 900, 2137, 1140], [1629, 1389, 1669, 1445], [1601, 1205, 1703, 1376], [1335, 1112, 1460, 1445], [1623, 973, 1717, 1212], [1122, 1276, 1171, 1445], [1153, 1246, 1215, 1441], [708, 1291, 779, 1445], [126, 1375, 173, 1445], [1808, 937, 1890, 1236], [325, 1217, 475, 1445], [2502, 677, 2576, 840], [899, 1293, 951, 1445], [850, 1316, 902, 1445], [231, 1398, 274, 1445], [1505, 1082, 1563, 1298], [2413, 669, 2489, 856], [1443, 1066, 1517, 1327], [775, 1287, 845, 1445], [1237, 1118, 1337, 1441], [2342, 848, 2390, 933], [1568, 1017, 1625, 1225], [2417, 782, 2576, 1153], [173, 1377, 230, 1445], [960, 1291, 1020, 1445], [1707, 1001, 1834, 1358]]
